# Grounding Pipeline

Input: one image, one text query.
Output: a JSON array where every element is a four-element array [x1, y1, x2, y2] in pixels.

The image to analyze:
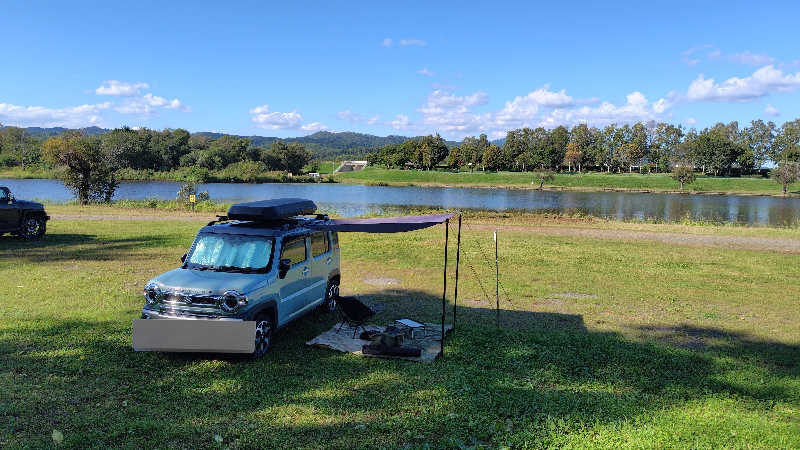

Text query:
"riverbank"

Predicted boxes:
[[3, 165, 799, 197], [335, 167, 800, 197], [39, 202, 800, 238], [2, 208, 798, 447], [0, 166, 332, 184]]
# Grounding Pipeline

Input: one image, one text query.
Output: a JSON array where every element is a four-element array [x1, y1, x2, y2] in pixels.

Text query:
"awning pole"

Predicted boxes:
[[453, 213, 462, 331], [495, 228, 500, 328], [441, 218, 449, 357]]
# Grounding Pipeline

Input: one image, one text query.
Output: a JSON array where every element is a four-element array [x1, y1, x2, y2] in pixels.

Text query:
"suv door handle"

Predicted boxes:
[[326, 257, 332, 265], [302, 266, 310, 276]]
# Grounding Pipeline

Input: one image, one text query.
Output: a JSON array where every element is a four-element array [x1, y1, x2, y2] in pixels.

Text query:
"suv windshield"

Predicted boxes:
[[186, 233, 274, 273]]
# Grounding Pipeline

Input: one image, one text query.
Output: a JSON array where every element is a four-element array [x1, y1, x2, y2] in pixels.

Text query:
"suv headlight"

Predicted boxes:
[[144, 282, 164, 305], [219, 290, 247, 312]]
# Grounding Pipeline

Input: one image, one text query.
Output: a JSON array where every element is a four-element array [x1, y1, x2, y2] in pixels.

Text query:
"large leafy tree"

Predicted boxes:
[[546, 125, 569, 169], [43, 132, 119, 204], [460, 134, 491, 171], [742, 120, 776, 169], [0, 126, 39, 169], [775, 119, 800, 163], [771, 161, 800, 195]]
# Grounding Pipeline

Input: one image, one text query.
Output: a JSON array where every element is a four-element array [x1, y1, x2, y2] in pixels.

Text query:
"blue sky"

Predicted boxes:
[[1, 1, 799, 140]]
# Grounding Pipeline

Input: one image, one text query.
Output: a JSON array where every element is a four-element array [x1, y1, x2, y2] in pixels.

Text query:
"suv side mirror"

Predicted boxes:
[[278, 258, 291, 279], [181, 253, 187, 263]]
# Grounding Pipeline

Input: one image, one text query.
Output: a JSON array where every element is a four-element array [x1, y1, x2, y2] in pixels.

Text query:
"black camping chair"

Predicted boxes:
[[336, 296, 375, 338]]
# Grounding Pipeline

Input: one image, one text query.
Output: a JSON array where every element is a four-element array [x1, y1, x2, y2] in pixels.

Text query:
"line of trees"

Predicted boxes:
[[0, 126, 313, 175], [0, 126, 314, 204], [367, 119, 800, 176]]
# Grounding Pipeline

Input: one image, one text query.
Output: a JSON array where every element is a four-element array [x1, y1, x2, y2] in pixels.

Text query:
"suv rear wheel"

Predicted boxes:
[[20, 217, 46, 239], [251, 315, 273, 358], [323, 279, 339, 313]]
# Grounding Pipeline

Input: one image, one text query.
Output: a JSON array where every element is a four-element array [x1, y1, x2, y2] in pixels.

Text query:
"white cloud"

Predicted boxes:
[[0, 102, 111, 128], [414, 85, 625, 136], [115, 93, 189, 114], [417, 67, 435, 77], [249, 105, 304, 129], [382, 38, 426, 47], [685, 117, 697, 125], [338, 110, 380, 125], [681, 45, 714, 66], [95, 80, 149, 96], [534, 91, 668, 129], [390, 114, 411, 130], [399, 39, 426, 46], [493, 86, 578, 129], [686, 65, 800, 102], [300, 122, 328, 132], [249, 105, 326, 131], [417, 89, 489, 133], [729, 51, 775, 66], [337, 110, 361, 122], [681, 46, 775, 67], [764, 104, 780, 117]]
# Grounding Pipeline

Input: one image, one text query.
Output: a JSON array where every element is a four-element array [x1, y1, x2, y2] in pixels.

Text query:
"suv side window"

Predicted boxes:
[[310, 232, 329, 257], [281, 236, 307, 266], [0, 188, 8, 203]]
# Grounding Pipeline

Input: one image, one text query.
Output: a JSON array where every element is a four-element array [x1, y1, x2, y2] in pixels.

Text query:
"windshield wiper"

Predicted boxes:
[[216, 266, 259, 273]]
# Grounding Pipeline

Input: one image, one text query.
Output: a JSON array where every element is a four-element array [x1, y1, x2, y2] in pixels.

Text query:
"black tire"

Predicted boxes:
[[251, 315, 273, 359], [323, 279, 339, 313], [20, 217, 46, 239]]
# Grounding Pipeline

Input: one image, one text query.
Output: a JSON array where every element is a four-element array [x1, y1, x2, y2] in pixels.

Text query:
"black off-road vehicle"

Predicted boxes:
[[0, 186, 50, 239]]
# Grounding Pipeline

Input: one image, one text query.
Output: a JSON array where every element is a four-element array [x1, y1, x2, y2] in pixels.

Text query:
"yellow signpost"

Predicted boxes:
[[189, 194, 196, 211]]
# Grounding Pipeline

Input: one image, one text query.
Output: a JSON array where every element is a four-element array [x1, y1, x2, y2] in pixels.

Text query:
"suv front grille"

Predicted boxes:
[[163, 293, 219, 307]]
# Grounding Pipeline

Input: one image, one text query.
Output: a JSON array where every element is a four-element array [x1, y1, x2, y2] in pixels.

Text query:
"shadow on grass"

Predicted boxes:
[[0, 232, 176, 263], [2, 289, 798, 447]]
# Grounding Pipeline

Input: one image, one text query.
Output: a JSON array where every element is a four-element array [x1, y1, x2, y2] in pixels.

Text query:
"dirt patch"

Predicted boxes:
[[362, 277, 402, 287], [51, 214, 209, 222], [550, 292, 597, 300]]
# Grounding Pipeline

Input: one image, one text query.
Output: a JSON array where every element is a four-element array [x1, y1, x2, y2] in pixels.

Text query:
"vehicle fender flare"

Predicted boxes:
[[22, 210, 49, 224], [246, 299, 278, 327], [328, 269, 341, 284]]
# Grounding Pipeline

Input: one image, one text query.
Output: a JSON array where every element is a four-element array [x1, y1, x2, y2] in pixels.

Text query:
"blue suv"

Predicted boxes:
[[139, 199, 340, 358]]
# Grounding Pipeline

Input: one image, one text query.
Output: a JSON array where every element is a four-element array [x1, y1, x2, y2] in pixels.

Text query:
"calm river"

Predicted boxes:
[[2, 178, 800, 226]]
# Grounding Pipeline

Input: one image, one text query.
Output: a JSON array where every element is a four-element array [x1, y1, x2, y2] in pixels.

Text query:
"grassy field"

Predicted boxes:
[[335, 167, 800, 196], [1, 208, 799, 448]]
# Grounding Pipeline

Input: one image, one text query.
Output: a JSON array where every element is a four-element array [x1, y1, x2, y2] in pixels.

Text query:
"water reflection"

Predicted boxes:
[[2, 178, 799, 227]]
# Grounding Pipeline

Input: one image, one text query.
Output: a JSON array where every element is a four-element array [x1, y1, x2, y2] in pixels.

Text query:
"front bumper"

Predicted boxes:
[[132, 318, 256, 353]]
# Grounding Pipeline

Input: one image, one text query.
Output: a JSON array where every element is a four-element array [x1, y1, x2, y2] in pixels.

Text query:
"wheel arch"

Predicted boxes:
[[246, 298, 278, 326]]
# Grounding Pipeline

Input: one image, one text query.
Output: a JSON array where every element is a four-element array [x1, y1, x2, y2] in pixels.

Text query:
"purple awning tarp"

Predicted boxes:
[[312, 214, 454, 233]]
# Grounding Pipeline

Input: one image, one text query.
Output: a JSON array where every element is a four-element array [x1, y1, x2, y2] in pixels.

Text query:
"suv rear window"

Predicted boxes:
[[310, 232, 329, 257], [281, 236, 307, 265]]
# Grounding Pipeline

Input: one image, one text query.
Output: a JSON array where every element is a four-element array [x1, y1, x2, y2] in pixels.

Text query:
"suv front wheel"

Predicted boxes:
[[20, 217, 46, 239], [323, 280, 339, 313], [251, 315, 273, 358]]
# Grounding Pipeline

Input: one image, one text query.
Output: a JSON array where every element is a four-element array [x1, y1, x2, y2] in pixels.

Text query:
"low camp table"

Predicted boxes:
[[394, 318, 427, 339]]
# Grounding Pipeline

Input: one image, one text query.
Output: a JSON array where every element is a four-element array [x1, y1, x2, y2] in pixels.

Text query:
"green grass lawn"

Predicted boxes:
[[1, 212, 798, 448], [335, 167, 800, 196]]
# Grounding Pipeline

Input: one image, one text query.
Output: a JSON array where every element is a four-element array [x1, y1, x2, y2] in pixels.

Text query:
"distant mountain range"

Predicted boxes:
[[8, 126, 463, 159]]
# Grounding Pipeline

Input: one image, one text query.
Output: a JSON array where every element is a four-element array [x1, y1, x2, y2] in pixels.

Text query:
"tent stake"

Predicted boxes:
[[441, 218, 449, 357], [453, 213, 462, 331], [495, 229, 499, 328]]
